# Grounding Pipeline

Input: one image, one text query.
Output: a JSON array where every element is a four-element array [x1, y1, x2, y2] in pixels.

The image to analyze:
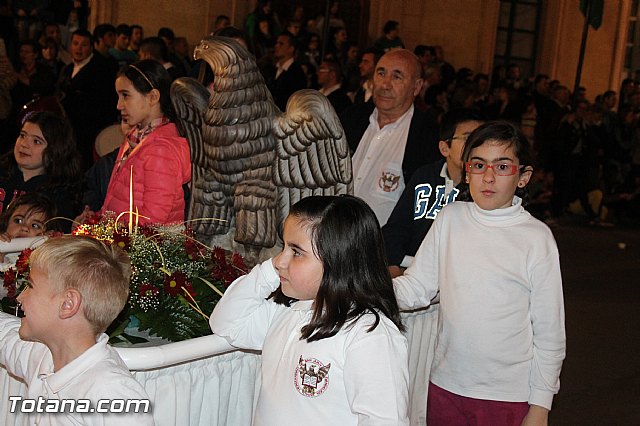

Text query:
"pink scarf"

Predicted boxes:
[[117, 116, 170, 171]]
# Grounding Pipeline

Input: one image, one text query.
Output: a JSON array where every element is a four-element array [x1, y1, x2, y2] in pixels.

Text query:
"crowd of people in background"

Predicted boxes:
[[234, 1, 640, 227], [0, 0, 638, 228], [0, 2, 626, 423]]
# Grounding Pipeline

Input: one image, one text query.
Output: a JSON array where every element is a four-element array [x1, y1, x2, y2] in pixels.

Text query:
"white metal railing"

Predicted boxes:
[[0, 236, 48, 254], [0, 237, 48, 275], [0, 237, 438, 426], [115, 334, 238, 371], [0, 341, 261, 426], [0, 306, 438, 426]]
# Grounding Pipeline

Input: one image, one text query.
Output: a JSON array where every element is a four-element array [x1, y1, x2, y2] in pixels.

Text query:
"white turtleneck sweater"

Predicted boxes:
[[393, 198, 565, 410]]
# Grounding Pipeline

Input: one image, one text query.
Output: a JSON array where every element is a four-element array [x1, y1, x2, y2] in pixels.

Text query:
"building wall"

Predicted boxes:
[[368, 0, 500, 76], [90, 0, 241, 53], [90, 0, 626, 99], [367, 0, 627, 98], [538, 0, 629, 99]]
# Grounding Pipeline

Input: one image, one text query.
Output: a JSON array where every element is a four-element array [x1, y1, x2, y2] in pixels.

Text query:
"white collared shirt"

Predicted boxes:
[[210, 259, 410, 426], [0, 313, 154, 425], [319, 83, 341, 97], [275, 57, 294, 79], [440, 161, 456, 196], [363, 80, 373, 103], [71, 53, 93, 78], [352, 105, 415, 226]]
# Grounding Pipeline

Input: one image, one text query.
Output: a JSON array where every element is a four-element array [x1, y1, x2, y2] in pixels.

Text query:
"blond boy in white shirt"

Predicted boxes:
[[0, 236, 153, 425]]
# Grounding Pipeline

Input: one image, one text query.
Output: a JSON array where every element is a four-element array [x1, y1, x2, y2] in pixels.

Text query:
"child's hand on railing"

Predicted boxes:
[[0, 236, 48, 255], [74, 205, 96, 225]]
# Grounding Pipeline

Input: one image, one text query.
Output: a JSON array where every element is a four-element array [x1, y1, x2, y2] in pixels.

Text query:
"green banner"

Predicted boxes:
[[580, 0, 604, 30]]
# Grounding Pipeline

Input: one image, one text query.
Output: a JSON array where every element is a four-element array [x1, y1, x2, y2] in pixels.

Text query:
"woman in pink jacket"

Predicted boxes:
[[99, 59, 191, 225]]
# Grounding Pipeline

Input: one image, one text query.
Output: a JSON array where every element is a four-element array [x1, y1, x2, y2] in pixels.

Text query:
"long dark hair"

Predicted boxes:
[[1, 111, 82, 185], [118, 59, 175, 121], [273, 195, 404, 342], [459, 120, 534, 202]]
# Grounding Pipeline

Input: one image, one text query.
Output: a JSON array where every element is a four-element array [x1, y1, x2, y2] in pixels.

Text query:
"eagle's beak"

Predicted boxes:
[[193, 42, 206, 61]]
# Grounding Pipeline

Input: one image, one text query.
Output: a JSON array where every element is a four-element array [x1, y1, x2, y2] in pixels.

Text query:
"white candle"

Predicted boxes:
[[129, 166, 134, 234]]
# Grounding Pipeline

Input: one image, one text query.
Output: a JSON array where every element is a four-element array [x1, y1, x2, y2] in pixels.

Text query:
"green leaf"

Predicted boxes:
[[80, 218, 237, 343], [134, 299, 212, 341], [120, 333, 150, 344], [1, 297, 19, 315], [108, 316, 130, 338]]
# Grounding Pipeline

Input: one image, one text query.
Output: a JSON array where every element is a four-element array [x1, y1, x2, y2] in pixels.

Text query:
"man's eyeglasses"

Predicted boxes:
[[450, 132, 472, 142], [465, 161, 524, 176]]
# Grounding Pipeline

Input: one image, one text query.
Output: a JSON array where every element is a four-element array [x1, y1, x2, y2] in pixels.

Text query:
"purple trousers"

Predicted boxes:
[[427, 382, 529, 426]]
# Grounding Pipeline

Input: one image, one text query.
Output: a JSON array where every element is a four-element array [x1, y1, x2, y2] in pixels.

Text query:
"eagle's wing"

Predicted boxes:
[[171, 77, 209, 170], [170, 77, 211, 231], [317, 363, 331, 381], [272, 89, 353, 224]]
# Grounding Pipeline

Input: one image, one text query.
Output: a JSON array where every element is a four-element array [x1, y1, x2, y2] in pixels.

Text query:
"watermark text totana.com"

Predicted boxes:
[[8, 396, 151, 414]]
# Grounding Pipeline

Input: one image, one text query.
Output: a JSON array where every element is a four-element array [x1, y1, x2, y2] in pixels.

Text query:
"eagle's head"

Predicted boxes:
[[193, 36, 254, 78]]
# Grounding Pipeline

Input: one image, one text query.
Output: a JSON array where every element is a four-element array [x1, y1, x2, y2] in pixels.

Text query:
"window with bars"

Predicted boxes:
[[625, 0, 640, 78], [494, 0, 542, 81]]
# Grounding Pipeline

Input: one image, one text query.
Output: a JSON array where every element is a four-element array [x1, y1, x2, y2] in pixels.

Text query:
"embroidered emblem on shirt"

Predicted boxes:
[[294, 355, 331, 398], [379, 171, 401, 192]]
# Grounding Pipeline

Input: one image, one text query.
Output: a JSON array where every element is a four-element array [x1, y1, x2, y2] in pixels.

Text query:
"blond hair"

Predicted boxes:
[[30, 236, 131, 334]]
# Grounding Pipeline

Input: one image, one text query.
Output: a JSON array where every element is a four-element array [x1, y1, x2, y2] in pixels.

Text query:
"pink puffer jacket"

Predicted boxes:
[[101, 123, 191, 224]]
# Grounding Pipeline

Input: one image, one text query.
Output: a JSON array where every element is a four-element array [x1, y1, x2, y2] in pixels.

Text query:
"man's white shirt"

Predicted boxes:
[[71, 53, 93, 78], [275, 57, 294, 79], [319, 83, 341, 97], [352, 105, 414, 226]]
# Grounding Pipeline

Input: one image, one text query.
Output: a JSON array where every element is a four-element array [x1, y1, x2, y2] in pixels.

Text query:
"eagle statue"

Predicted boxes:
[[171, 36, 352, 263]]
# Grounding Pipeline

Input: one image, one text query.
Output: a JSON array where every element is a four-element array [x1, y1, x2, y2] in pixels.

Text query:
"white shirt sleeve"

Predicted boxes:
[[209, 258, 283, 350], [0, 312, 47, 381], [528, 249, 566, 409], [392, 215, 441, 311], [343, 320, 410, 426], [86, 374, 155, 425]]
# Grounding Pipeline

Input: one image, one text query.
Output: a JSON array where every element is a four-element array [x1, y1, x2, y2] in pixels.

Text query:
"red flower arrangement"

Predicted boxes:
[[163, 271, 192, 297], [112, 232, 131, 251], [2, 213, 247, 343], [2, 268, 17, 300], [73, 213, 247, 342], [1, 249, 34, 309], [139, 283, 160, 299], [15, 248, 33, 275], [212, 247, 248, 286]]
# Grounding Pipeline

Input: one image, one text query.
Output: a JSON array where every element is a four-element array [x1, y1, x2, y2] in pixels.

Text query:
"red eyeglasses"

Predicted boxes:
[[465, 161, 524, 176]]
